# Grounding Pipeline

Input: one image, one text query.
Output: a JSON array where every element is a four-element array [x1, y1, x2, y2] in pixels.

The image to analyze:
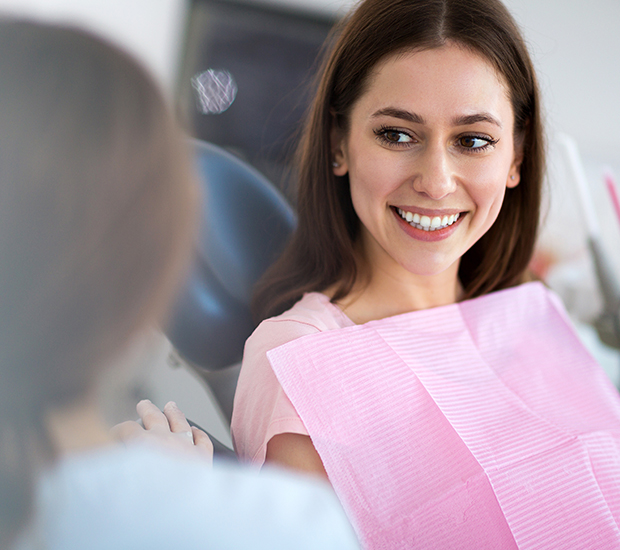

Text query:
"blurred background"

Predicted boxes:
[[2, 0, 619, 445]]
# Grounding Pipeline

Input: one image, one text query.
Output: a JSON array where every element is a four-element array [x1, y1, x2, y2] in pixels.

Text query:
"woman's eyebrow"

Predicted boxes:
[[371, 108, 502, 129], [371, 107, 425, 124], [452, 113, 502, 128]]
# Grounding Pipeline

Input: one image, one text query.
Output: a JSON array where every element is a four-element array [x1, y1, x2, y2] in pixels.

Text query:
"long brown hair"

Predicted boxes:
[[253, 0, 544, 322], [0, 21, 198, 546]]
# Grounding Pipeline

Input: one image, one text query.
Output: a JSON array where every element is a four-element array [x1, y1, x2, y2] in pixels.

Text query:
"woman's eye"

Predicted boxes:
[[386, 130, 411, 143], [376, 128, 413, 145], [458, 136, 493, 149]]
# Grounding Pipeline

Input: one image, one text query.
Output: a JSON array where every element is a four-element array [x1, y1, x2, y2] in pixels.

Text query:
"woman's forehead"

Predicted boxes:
[[352, 44, 513, 124]]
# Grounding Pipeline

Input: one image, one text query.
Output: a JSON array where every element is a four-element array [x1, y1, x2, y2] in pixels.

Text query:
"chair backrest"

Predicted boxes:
[[166, 140, 296, 421]]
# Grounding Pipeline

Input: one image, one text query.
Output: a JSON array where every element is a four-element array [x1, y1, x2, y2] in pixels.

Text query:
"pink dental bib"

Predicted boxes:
[[267, 283, 620, 549]]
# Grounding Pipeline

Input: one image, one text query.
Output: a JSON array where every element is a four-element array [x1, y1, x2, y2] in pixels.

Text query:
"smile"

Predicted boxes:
[[396, 208, 461, 231]]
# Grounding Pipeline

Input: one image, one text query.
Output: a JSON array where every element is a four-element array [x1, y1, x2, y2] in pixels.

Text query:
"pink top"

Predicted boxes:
[[231, 292, 355, 466]]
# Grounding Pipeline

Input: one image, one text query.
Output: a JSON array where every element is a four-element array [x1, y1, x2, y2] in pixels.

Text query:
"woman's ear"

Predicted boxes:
[[330, 125, 349, 176], [507, 139, 524, 188], [507, 163, 521, 188]]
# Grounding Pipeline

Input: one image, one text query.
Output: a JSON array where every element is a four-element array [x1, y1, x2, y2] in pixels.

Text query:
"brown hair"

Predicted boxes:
[[0, 21, 198, 545], [253, 0, 544, 321]]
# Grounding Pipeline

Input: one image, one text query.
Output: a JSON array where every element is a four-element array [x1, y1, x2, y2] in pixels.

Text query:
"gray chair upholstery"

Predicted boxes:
[[166, 140, 296, 448]]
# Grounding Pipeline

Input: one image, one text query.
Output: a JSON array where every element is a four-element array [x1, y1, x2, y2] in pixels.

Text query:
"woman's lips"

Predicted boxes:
[[391, 206, 465, 241], [395, 207, 461, 231]]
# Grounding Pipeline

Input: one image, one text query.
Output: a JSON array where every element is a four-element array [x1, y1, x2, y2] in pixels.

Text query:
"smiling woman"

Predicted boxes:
[[250, 0, 542, 323], [331, 45, 522, 317], [231, 0, 620, 547]]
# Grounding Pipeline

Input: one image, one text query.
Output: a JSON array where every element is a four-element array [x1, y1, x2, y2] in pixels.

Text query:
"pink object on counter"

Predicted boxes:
[[605, 170, 620, 229], [268, 282, 620, 549]]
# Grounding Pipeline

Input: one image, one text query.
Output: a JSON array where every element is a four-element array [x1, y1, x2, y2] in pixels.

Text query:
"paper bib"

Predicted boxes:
[[268, 283, 620, 549]]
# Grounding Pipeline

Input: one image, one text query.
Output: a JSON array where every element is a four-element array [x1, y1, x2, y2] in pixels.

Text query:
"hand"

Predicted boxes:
[[111, 399, 213, 464]]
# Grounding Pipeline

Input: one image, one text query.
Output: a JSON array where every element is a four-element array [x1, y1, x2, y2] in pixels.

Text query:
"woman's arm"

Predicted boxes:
[[233, 317, 322, 465], [265, 433, 328, 479]]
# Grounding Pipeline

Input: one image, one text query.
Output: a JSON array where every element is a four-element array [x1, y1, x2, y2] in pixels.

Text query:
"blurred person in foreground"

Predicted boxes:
[[0, 19, 359, 550]]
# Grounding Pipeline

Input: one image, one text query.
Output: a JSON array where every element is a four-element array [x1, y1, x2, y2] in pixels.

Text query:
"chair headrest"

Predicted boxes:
[[193, 140, 296, 304], [166, 140, 296, 371]]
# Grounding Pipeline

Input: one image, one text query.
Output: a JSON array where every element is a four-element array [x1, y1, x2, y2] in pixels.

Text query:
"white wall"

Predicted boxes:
[[0, 0, 189, 91], [504, 0, 620, 164]]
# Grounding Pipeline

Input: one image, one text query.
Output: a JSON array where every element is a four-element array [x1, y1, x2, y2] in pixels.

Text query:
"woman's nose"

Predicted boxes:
[[411, 145, 457, 200]]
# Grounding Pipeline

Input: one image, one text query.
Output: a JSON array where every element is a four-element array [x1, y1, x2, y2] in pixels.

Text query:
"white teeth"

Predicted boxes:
[[396, 208, 460, 231]]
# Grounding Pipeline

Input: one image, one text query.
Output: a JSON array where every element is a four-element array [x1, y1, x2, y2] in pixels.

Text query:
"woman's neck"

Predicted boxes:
[[334, 259, 463, 325]]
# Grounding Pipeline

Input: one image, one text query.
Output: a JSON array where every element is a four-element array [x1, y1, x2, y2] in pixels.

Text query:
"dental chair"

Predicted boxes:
[[166, 140, 296, 457]]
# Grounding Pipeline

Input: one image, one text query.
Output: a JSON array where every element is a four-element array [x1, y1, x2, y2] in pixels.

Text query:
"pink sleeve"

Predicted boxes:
[[231, 318, 321, 467]]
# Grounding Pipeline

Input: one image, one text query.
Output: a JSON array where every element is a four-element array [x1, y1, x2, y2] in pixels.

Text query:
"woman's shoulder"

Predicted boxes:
[[244, 292, 355, 361], [241, 293, 346, 371], [258, 292, 354, 334]]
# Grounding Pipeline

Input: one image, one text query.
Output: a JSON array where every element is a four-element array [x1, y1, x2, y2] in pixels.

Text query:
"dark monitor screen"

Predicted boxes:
[[177, 0, 337, 199]]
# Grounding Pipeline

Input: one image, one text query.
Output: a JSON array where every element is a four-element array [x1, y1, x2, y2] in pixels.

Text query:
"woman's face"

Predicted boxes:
[[333, 43, 521, 283]]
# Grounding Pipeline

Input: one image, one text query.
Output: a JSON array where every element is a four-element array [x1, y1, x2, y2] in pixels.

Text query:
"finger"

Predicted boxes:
[[162, 401, 192, 434], [110, 420, 145, 442], [191, 427, 214, 463], [137, 399, 170, 430], [191, 426, 214, 451]]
